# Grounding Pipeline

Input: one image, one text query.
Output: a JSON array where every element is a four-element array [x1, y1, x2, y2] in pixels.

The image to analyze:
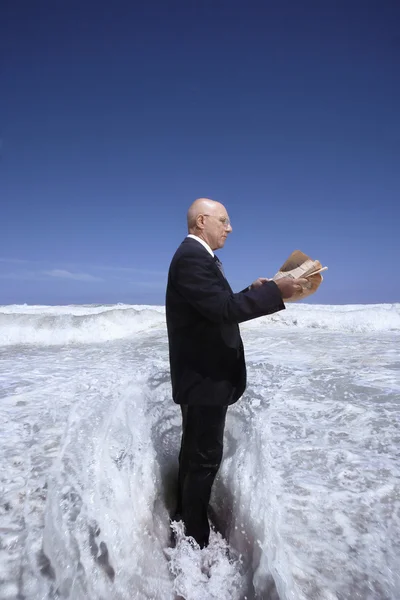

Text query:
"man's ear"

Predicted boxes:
[[196, 214, 205, 230]]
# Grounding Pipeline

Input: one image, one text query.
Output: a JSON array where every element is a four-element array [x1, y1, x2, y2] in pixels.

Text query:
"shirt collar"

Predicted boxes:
[[186, 234, 214, 257]]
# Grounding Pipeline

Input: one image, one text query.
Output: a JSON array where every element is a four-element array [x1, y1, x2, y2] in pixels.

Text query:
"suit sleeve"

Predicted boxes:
[[172, 254, 285, 324]]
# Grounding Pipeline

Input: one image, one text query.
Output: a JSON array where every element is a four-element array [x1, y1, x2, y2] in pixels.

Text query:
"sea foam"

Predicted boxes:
[[0, 303, 399, 346]]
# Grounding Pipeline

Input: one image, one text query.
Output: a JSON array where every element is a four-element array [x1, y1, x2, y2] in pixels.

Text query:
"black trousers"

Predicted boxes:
[[175, 404, 228, 548]]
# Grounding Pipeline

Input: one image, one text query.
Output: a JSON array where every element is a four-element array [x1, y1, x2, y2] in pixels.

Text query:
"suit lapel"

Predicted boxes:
[[182, 237, 233, 292]]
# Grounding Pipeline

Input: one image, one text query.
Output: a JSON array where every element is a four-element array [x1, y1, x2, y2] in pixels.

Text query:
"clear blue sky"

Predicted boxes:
[[1, 0, 399, 305]]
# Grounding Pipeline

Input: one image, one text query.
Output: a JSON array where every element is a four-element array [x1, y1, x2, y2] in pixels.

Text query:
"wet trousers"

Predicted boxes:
[[176, 404, 228, 548]]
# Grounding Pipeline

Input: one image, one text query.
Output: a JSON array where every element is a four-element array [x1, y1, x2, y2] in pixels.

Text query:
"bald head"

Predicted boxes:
[[186, 197, 232, 251], [187, 198, 223, 230]]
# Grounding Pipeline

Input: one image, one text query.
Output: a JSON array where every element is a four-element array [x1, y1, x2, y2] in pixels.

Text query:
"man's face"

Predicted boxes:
[[202, 207, 233, 250]]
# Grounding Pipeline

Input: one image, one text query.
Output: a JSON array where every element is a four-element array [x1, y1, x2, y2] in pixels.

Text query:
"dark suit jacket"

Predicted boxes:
[[166, 237, 285, 406]]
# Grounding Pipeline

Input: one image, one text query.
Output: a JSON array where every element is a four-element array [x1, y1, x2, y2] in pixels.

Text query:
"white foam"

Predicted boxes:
[[0, 306, 165, 345], [246, 303, 400, 333], [166, 521, 244, 600], [0, 303, 163, 315], [0, 304, 399, 599], [1, 303, 399, 347]]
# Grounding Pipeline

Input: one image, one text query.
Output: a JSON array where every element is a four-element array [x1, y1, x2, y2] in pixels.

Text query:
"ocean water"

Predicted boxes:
[[0, 303, 399, 600]]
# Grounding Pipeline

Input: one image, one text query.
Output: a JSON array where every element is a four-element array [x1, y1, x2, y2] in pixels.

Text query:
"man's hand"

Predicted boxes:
[[249, 277, 270, 290], [274, 277, 309, 300]]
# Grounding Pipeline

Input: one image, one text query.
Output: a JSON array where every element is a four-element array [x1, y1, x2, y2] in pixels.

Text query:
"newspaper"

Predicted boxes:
[[272, 250, 328, 301]]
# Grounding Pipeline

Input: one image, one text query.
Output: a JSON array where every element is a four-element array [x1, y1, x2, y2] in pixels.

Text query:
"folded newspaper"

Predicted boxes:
[[272, 250, 328, 302]]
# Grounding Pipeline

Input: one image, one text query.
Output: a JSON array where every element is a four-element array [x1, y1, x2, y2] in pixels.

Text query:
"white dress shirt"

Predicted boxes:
[[187, 234, 214, 257]]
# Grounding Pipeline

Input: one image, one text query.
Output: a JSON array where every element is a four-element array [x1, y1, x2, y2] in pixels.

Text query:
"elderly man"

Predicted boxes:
[[165, 198, 304, 548]]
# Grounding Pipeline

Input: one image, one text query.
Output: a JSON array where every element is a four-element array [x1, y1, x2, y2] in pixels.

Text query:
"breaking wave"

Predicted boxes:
[[252, 303, 400, 333], [0, 306, 165, 346], [0, 303, 399, 346]]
